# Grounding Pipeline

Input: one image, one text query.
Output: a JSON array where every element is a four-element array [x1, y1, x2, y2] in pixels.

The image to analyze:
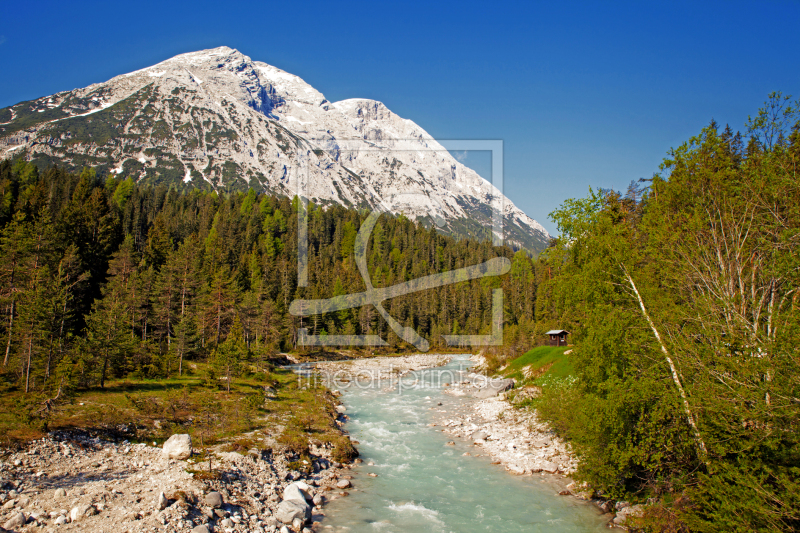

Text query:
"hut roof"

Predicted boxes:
[[546, 329, 569, 335]]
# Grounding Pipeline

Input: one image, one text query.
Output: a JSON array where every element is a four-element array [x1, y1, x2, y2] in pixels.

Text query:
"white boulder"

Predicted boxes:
[[162, 434, 192, 460], [3, 511, 25, 529], [275, 498, 310, 524]]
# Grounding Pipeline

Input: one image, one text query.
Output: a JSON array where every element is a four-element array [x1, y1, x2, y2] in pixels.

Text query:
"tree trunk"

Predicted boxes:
[[216, 298, 222, 346], [4, 296, 15, 366], [4, 264, 17, 367], [24, 334, 33, 393], [621, 264, 709, 466], [45, 332, 55, 379], [100, 346, 109, 389]]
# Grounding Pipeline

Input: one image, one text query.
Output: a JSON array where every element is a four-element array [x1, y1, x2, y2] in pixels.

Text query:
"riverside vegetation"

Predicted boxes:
[[524, 93, 800, 532], [0, 92, 797, 532]]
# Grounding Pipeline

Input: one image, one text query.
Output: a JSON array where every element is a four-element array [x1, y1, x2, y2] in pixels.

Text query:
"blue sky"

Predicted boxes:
[[1, 0, 798, 235]]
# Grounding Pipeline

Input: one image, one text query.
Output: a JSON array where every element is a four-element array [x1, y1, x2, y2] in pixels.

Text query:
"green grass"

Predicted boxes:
[[501, 345, 574, 384], [0, 361, 344, 452]]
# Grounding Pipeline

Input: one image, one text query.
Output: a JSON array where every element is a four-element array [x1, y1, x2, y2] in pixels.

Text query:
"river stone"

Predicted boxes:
[[275, 498, 310, 524], [613, 504, 645, 525], [220, 518, 234, 528], [162, 434, 192, 460], [3, 511, 25, 529], [537, 461, 559, 474], [204, 491, 223, 508], [507, 462, 526, 474], [157, 491, 169, 510], [473, 378, 515, 399], [54, 487, 67, 499], [283, 483, 311, 503], [191, 526, 211, 533], [70, 503, 94, 521], [335, 479, 351, 489], [471, 430, 488, 442]]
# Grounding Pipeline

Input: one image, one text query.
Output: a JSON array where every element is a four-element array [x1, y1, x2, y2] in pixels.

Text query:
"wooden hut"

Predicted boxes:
[[546, 329, 569, 347]]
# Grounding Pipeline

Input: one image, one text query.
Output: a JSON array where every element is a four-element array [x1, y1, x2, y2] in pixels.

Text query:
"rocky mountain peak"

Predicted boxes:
[[0, 47, 550, 252]]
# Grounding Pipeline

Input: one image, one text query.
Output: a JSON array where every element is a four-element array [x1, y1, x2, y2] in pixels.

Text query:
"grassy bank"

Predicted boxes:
[[499, 345, 573, 384], [0, 361, 354, 462]]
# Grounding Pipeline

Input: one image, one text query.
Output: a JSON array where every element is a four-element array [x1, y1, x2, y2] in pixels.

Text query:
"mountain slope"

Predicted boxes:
[[0, 47, 550, 252]]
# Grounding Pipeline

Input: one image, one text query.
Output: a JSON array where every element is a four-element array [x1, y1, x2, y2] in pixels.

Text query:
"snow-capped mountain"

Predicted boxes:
[[0, 47, 549, 252]]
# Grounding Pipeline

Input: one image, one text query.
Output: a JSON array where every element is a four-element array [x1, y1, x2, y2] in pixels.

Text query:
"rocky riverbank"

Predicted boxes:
[[0, 427, 357, 533], [315, 354, 451, 378], [430, 366, 644, 530], [434, 394, 577, 475], [0, 355, 456, 533]]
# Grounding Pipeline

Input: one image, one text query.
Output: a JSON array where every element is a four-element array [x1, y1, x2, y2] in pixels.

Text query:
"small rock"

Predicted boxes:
[[70, 503, 94, 522], [558, 490, 571, 496], [312, 494, 324, 506], [335, 479, 351, 489], [162, 434, 192, 460], [446, 441, 455, 446], [283, 483, 311, 503], [613, 503, 645, 525], [473, 378, 515, 398], [3, 511, 25, 529], [368, 473, 378, 477], [54, 514, 68, 525], [538, 461, 559, 474], [191, 526, 211, 533], [157, 491, 169, 510], [220, 517, 234, 528], [275, 498, 310, 524], [471, 430, 488, 442], [54, 487, 67, 499], [599, 500, 615, 513], [204, 491, 224, 508]]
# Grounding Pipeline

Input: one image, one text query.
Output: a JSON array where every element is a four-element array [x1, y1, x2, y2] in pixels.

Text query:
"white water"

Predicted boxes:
[[320, 356, 608, 532]]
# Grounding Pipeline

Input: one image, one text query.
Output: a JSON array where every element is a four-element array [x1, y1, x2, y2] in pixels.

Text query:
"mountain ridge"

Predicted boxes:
[[0, 46, 550, 252]]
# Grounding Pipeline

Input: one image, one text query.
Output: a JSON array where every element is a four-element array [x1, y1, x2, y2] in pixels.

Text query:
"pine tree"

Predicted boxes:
[[0, 213, 33, 367], [214, 315, 246, 393], [86, 238, 137, 388], [170, 237, 200, 375], [201, 265, 236, 347]]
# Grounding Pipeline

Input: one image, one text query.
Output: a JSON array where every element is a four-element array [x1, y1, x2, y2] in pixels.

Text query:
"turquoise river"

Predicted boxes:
[[319, 355, 609, 532]]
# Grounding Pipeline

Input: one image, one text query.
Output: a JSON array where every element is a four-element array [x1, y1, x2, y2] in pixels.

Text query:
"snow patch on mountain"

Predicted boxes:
[[0, 46, 550, 251]]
